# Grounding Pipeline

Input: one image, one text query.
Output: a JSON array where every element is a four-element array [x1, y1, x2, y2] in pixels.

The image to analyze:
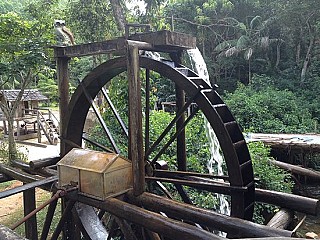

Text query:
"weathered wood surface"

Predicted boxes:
[[270, 159, 320, 180], [29, 156, 60, 170], [68, 192, 223, 240], [0, 176, 57, 199], [255, 188, 319, 215], [23, 187, 38, 240], [127, 43, 145, 196], [0, 224, 27, 240], [53, 30, 196, 58], [267, 209, 293, 229], [56, 55, 70, 157], [126, 191, 292, 238]]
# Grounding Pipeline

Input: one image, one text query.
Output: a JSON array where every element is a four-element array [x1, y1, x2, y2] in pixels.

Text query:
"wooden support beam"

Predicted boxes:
[[23, 187, 38, 240], [126, 191, 293, 238], [29, 157, 60, 170], [270, 159, 320, 180], [169, 51, 187, 171], [55, 50, 70, 157], [0, 164, 41, 183], [255, 188, 319, 216], [0, 176, 57, 199], [67, 192, 223, 240], [127, 42, 145, 196], [53, 31, 196, 58]]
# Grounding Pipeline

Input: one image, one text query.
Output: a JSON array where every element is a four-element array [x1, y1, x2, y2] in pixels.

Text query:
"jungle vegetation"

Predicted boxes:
[[0, 0, 318, 223]]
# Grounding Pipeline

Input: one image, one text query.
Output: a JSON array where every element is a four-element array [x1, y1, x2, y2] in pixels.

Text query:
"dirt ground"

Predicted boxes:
[[0, 140, 59, 223], [0, 181, 50, 223]]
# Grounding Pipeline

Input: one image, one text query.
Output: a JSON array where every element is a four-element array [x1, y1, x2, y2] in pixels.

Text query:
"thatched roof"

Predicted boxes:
[[1, 89, 48, 102]]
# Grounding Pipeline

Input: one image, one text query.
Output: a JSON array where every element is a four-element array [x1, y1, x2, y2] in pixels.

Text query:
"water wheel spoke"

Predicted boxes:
[[79, 80, 120, 153], [51, 200, 76, 240], [82, 133, 113, 153], [146, 92, 199, 158], [101, 87, 128, 137], [40, 194, 59, 240], [150, 106, 199, 164], [114, 216, 138, 240]]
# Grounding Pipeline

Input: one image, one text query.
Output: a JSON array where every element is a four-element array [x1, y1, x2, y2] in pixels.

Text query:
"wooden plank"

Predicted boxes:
[[53, 31, 196, 58], [0, 176, 57, 199]]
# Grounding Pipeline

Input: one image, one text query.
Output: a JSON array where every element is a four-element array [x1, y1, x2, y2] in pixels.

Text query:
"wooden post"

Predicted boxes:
[[145, 69, 150, 154], [37, 111, 41, 143], [55, 48, 70, 157], [171, 52, 186, 171], [127, 42, 145, 196], [23, 187, 38, 240]]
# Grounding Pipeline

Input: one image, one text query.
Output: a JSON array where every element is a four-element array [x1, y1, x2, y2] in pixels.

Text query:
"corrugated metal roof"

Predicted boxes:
[[1, 89, 48, 102]]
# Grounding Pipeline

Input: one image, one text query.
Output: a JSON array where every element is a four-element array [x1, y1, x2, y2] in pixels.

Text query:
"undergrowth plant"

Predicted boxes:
[[248, 141, 293, 223]]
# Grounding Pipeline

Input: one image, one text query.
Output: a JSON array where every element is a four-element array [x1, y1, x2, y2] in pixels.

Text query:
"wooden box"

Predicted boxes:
[[57, 148, 132, 199]]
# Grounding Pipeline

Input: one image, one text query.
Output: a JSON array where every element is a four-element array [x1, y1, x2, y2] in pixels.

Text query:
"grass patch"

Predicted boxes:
[[0, 188, 62, 239], [0, 180, 18, 191]]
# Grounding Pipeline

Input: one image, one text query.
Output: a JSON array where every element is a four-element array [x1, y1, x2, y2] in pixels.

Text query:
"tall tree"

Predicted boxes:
[[109, 0, 127, 32], [273, 0, 320, 83], [0, 12, 50, 162]]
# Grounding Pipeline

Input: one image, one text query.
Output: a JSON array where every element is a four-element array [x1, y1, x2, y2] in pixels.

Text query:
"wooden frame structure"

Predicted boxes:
[[0, 28, 318, 239]]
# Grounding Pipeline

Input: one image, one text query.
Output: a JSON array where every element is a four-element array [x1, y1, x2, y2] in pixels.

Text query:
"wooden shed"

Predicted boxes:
[[0, 89, 48, 118]]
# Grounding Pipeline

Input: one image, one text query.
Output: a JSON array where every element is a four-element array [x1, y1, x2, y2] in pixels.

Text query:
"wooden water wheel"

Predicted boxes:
[[56, 31, 255, 238]]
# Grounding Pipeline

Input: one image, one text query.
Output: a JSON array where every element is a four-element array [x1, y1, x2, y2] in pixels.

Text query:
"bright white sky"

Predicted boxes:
[[126, 0, 147, 14]]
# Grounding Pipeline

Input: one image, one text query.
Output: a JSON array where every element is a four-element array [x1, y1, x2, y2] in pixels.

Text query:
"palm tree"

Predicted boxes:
[[214, 16, 283, 83]]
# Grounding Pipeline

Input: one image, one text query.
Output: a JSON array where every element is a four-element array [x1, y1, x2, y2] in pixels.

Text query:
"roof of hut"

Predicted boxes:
[[1, 89, 48, 102]]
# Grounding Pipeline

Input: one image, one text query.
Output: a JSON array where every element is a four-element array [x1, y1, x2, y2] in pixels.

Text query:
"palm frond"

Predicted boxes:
[[250, 15, 262, 30], [236, 35, 250, 50]]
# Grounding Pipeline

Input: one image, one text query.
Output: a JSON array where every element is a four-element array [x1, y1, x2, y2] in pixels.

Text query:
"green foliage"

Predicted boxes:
[[0, 139, 28, 164], [67, 0, 119, 42], [224, 75, 317, 133], [248, 141, 293, 223]]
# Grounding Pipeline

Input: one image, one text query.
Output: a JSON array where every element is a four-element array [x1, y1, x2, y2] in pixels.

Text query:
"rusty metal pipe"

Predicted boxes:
[[11, 190, 63, 230]]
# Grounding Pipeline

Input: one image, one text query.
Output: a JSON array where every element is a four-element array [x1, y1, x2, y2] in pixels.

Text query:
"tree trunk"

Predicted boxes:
[[296, 43, 301, 65], [275, 42, 281, 69], [300, 22, 314, 83], [7, 115, 17, 162], [109, 0, 126, 33]]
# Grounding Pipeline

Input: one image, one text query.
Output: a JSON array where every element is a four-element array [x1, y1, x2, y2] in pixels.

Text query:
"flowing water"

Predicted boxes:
[[187, 48, 231, 216]]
